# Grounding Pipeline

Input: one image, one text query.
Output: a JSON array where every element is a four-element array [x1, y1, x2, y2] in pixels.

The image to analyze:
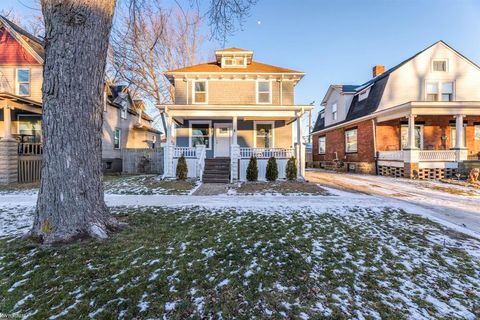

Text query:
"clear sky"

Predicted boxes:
[[7, 0, 480, 124]]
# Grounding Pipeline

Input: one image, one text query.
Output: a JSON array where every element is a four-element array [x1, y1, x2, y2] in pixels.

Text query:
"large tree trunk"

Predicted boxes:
[[32, 0, 119, 244]]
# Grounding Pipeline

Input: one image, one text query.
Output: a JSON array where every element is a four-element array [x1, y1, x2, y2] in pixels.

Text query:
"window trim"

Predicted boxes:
[[318, 136, 326, 155], [256, 80, 272, 104], [425, 80, 455, 102], [400, 124, 424, 150], [192, 80, 208, 104], [189, 120, 212, 150], [358, 88, 370, 101], [344, 128, 358, 154], [431, 59, 448, 72], [113, 129, 121, 149], [16, 68, 31, 96], [120, 106, 128, 119], [253, 120, 275, 148], [221, 56, 247, 68], [331, 102, 338, 121]]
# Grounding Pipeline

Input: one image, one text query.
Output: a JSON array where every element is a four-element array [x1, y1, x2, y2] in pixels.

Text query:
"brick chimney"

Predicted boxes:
[[372, 65, 385, 77]]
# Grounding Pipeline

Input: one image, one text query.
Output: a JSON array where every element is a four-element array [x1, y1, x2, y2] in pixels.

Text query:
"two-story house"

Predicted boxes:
[[159, 48, 312, 182], [312, 41, 480, 179], [0, 16, 161, 181]]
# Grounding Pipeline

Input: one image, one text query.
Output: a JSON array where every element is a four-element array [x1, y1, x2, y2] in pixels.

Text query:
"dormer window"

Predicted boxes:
[[358, 88, 369, 101], [222, 56, 246, 68], [332, 103, 337, 120], [432, 59, 447, 72]]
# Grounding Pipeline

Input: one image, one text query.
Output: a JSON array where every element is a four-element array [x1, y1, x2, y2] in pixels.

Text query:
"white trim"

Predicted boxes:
[[331, 102, 338, 120], [256, 80, 272, 104], [16, 68, 31, 97], [318, 136, 326, 155], [189, 120, 212, 150], [344, 128, 358, 153], [0, 16, 44, 64], [431, 58, 449, 72], [424, 80, 455, 102], [192, 80, 208, 104], [253, 120, 275, 148], [213, 123, 232, 157], [400, 124, 424, 150]]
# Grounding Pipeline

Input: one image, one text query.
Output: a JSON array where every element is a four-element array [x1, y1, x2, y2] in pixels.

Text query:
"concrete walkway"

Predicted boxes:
[[192, 183, 230, 196], [306, 169, 480, 236]]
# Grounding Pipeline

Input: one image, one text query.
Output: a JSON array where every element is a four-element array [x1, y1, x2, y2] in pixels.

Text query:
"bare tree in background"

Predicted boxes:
[[1, 2, 45, 37], [109, 1, 204, 106], [33, 0, 257, 244]]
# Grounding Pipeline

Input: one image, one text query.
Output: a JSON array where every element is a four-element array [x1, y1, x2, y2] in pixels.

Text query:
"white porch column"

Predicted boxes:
[[296, 112, 305, 179], [454, 114, 465, 149], [1, 106, 13, 141], [163, 116, 174, 177], [405, 113, 417, 150], [232, 116, 238, 145]]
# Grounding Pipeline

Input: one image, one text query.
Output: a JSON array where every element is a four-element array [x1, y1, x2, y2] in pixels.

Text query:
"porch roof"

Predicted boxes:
[[158, 104, 313, 122], [0, 92, 42, 114], [376, 101, 480, 122]]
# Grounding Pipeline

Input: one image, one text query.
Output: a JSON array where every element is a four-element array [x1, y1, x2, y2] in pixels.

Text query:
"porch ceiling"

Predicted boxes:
[[376, 101, 480, 122]]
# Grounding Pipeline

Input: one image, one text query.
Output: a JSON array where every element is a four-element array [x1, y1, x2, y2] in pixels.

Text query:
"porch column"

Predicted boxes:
[[454, 114, 465, 149], [296, 112, 305, 179], [0, 106, 18, 185], [163, 116, 174, 177], [232, 116, 238, 145], [453, 114, 468, 162], [405, 113, 417, 150]]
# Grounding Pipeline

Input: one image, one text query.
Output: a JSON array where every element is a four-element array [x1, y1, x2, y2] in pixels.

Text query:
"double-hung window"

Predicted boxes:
[[190, 121, 211, 149], [257, 81, 271, 104], [400, 125, 423, 149], [426, 81, 454, 102], [318, 136, 326, 154], [475, 125, 480, 141], [332, 103, 337, 120], [17, 69, 30, 96], [255, 122, 274, 148], [113, 129, 121, 149], [193, 81, 207, 103], [345, 128, 358, 153], [432, 59, 447, 72]]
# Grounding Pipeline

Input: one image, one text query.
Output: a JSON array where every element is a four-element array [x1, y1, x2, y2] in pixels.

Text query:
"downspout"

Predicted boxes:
[[372, 118, 378, 175]]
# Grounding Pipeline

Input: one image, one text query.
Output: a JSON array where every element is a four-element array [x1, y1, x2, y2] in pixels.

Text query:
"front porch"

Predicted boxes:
[[159, 104, 313, 182], [375, 102, 480, 179]]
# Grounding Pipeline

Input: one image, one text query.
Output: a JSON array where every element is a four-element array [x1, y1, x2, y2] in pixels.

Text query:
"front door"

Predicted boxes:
[[214, 123, 232, 157]]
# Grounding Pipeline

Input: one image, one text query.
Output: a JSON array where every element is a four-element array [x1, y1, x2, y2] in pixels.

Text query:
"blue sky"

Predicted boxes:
[[8, 0, 480, 123]]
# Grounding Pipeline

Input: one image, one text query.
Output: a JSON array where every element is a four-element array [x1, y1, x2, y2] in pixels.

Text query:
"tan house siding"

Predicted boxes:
[[0, 65, 43, 102], [174, 79, 295, 106]]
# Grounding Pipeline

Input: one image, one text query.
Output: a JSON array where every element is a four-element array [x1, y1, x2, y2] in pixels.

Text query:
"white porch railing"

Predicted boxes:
[[377, 151, 403, 161], [240, 148, 295, 159], [196, 145, 206, 181], [173, 146, 196, 158], [419, 150, 456, 162]]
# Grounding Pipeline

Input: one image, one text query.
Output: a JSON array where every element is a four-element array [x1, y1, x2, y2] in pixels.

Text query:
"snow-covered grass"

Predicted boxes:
[[231, 181, 331, 196], [1, 206, 479, 319], [103, 175, 198, 195]]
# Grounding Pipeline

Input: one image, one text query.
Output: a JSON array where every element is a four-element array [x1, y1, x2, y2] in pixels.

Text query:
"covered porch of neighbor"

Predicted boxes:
[[158, 104, 313, 181], [375, 101, 480, 179]]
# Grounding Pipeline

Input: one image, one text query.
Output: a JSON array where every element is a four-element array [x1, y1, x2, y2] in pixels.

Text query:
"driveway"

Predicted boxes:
[[306, 169, 480, 236]]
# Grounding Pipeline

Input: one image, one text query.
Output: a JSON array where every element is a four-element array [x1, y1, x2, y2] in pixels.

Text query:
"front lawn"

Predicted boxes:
[[233, 181, 331, 196], [103, 175, 197, 195], [1, 207, 479, 319]]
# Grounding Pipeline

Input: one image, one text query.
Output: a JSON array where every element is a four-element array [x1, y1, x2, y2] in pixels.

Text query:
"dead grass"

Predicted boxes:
[[0, 182, 39, 194], [234, 181, 331, 195], [430, 185, 479, 196]]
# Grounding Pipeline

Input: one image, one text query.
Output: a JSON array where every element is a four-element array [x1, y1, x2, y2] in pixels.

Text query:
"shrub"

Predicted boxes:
[[246, 156, 258, 182], [176, 154, 188, 180], [285, 156, 297, 181], [266, 156, 278, 182]]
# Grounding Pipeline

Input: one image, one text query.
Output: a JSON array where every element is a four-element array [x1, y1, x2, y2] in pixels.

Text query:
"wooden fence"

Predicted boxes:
[[18, 143, 43, 183], [122, 148, 164, 174]]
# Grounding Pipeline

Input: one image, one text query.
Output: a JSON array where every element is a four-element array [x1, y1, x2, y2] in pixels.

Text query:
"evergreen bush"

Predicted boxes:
[[176, 154, 188, 180], [246, 156, 258, 182], [265, 156, 278, 182], [285, 156, 297, 181]]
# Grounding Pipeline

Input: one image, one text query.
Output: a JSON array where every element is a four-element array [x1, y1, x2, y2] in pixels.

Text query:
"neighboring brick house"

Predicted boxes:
[[0, 16, 161, 177], [159, 48, 313, 182], [312, 41, 480, 179]]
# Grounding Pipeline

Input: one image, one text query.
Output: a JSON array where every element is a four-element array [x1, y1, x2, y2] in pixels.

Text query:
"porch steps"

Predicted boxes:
[[202, 158, 230, 183]]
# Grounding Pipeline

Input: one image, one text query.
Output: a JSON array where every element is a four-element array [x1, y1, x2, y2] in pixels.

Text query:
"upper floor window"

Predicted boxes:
[[345, 128, 357, 153], [16, 69, 30, 96], [332, 103, 337, 120], [120, 104, 128, 119], [113, 129, 121, 149], [432, 59, 447, 72], [318, 136, 326, 154], [358, 88, 369, 101], [257, 80, 271, 104], [426, 81, 454, 102], [222, 57, 246, 68], [193, 80, 207, 104]]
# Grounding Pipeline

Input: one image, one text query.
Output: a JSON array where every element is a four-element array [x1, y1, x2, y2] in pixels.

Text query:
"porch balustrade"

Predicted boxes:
[[173, 146, 197, 158], [239, 147, 295, 159], [419, 150, 456, 162], [377, 151, 404, 161]]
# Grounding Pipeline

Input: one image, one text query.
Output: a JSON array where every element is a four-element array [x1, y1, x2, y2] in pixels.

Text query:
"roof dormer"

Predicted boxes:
[[215, 47, 253, 68]]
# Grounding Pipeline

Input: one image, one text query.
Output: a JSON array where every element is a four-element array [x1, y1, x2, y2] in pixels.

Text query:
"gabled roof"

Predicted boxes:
[[0, 15, 44, 62], [166, 60, 304, 75], [215, 47, 252, 53], [106, 84, 155, 123]]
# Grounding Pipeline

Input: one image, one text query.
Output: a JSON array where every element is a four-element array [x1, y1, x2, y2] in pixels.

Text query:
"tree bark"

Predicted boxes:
[[32, 0, 119, 244]]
